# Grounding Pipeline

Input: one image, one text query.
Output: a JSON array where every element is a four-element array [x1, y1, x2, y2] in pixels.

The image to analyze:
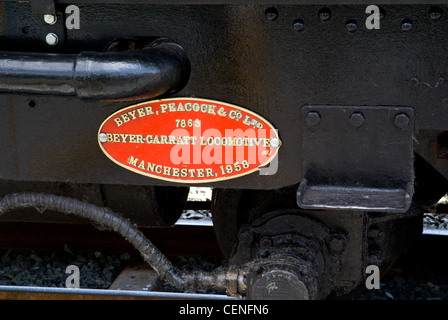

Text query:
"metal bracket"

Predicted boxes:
[[29, 0, 67, 48], [298, 105, 414, 213]]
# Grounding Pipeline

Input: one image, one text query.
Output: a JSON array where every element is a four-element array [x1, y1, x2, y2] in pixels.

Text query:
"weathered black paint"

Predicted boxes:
[[0, 3, 446, 193], [0, 2, 439, 299]]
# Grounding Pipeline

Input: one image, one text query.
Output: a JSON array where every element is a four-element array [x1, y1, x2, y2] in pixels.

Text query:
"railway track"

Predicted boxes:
[[0, 186, 446, 301], [0, 218, 232, 300], [0, 188, 227, 300], [0, 219, 447, 300], [0, 285, 233, 300]]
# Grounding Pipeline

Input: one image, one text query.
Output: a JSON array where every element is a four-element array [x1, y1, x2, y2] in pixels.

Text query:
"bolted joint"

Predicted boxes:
[[349, 112, 365, 127], [45, 33, 59, 46], [305, 111, 321, 126], [44, 14, 57, 25], [394, 113, 410, 128], [326, 234, 348, 254], [229, 211, 348, 299], [259, 237, 272, 248]]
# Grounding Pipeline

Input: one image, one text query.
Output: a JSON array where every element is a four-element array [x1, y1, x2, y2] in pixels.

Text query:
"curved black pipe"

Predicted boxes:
[[0, 38, 190, 101]]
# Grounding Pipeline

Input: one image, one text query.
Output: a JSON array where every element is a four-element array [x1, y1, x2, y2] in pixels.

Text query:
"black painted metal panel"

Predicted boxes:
[[0, 3, 446, 190]]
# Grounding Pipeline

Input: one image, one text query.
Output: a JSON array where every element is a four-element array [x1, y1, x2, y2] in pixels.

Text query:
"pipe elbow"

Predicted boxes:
[[73, 39, 191, 101]]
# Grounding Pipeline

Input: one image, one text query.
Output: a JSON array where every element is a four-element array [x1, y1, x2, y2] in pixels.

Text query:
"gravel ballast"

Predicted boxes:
[[356, 236, 448, 300], [0, 249, 130, 289], [0, 242, 446, 300], [0, 188, 447, 300]]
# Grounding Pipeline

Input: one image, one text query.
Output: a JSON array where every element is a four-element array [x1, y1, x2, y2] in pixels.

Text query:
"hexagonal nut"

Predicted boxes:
[[45, 33, 59, 46]]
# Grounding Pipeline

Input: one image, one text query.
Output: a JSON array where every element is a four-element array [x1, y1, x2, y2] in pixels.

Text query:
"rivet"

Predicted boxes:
[[305, 111, 321, 126], [293, 19, 305, 31], [349, 112, 365, 127], [429, 7, 443, 21], [401, 19, 413, 31], [98, 133, 108, 143], [270, 138, 280, 148], [265, 8, 278, 21], [45, 33, 59, 46], [345, 19, 358, 32], [44, 14, 57, 25], [394, 113, 410, 129], [318, 8, 331, 21], [409, 77, 419, 87]]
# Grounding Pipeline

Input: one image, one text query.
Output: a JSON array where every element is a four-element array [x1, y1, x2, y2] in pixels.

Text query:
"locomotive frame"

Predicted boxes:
[[0, 0, 446, 299]]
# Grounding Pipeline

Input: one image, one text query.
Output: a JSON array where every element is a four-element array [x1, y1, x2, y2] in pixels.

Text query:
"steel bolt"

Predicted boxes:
[[305, 111, 321, 126], [44, 14, 57, 25], [394, 113, 410, 128], [98, 133, 108, 143], [239, 231, 252, 245], [45, 33, 59, 46], [260, 237, 272, 248], [327, 235, 346, 254], [401, 19, 413, 31], [349, 112, 365, 127]]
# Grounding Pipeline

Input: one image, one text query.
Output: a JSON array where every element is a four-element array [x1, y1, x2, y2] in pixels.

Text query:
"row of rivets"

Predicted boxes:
[[266, 6, 444, 32], [305, 111, 410, 128]]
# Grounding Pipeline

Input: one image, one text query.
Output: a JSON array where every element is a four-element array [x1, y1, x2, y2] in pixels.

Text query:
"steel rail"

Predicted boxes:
[[0, 193, 240, 294], [0, 285, 235, 300], [422, 228, 448, 236]]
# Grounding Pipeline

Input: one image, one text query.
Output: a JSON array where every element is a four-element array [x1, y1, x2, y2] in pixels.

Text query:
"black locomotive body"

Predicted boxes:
[[0, 0, 446, 299]]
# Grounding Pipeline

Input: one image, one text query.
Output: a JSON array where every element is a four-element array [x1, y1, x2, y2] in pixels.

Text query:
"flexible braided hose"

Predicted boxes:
[[0, 193, 188, 288]]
